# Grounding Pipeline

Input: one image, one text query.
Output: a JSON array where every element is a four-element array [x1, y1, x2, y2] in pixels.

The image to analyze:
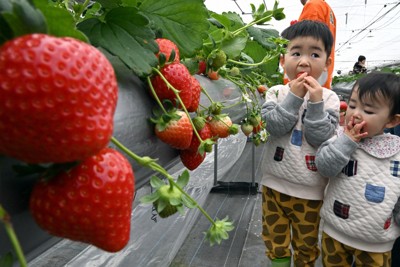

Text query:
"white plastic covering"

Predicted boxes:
[[66, 134, 247, 267]]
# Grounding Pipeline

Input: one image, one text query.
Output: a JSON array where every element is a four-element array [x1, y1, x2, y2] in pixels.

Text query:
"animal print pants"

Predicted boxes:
[[261, 186, 322, 267], [321, 232, 391, 266]]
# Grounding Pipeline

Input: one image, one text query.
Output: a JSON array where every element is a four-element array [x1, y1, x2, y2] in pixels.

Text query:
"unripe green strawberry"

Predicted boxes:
[[154, 201, 178, 218], [249, 115, 262, 127], [0, 34, 118, 163], [230, 67, 240, 76], [241, 123, 254, 136], [208, 49, 227, 70]]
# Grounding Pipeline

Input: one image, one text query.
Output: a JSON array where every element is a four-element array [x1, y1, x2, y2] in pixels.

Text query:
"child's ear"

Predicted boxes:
[[279, 54, 285, 68], [324, 56, 332, 71], [385, 114, 400, 129]]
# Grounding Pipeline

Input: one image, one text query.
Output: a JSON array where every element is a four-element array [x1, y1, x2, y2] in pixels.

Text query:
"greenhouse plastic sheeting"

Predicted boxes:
[[65, 134, 247, 267]]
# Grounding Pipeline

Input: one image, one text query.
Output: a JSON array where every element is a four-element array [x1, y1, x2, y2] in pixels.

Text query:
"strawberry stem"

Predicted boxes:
[[0, 204, 27, 267], [110, 137, 218, 227], [200, 86, 215, 104], [231, 15, 273, 36], [150, 68, 205, 148], [227, 54, 274, 67], [146, 76, 167, 114], [167, 178, 216, 225]]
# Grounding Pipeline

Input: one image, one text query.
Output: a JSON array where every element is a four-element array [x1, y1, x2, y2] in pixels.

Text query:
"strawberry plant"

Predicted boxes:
[[0, 0, 288, 265]]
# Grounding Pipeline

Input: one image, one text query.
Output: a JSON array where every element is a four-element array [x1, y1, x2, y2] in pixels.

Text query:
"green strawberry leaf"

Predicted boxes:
[[205, 12, 248, 59], [243, 40, 279, 75], [246, 26, 279, 50], [32, 0, 88, 42], [140, 192, 160, 203], [155, 198, 167, 212], [169, 197, 181, 206], [0, 0, 47, 43], [210, 13, 231, 30], [176, 170, 189, 188], [77, 6, 158, 78], [181, 194, 197, 209], [138, 0, 209, 58], [0, 252, 13, 267], [149, 175, 165, 189], [0, 1, 13, 44]]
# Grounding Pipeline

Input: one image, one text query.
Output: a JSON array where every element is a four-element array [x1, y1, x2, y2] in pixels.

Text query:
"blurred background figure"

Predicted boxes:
[[352, 55, 367, 74]]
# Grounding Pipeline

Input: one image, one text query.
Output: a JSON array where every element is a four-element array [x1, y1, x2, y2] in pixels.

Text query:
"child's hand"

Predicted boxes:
[[303, 76, 323, 103], [289, 72, 308, 98], [344, 116, 368, 142]]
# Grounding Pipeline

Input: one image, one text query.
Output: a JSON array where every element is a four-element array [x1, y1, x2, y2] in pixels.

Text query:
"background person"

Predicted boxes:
[[353, 55, 367, 74]]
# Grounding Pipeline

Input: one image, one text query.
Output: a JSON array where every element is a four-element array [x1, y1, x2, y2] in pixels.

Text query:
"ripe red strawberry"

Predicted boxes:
[[197, 60, 206, 74], [187, 76, 201, 112], [155, 38, 180, 63], [154, 110, 193, 149], [207, 70, 219, 80], [340, 101, 348, 112], [252, 120, 265, 134], [208, 115, 233, 139], [29, 148, 135, 252], [257, 85, 267, 94], [188, 122, 212, 152], [0, 34, 118, 164], [151, 62, 193, 109], [180, 149, 206, 170], [296, 72, 306, 78]]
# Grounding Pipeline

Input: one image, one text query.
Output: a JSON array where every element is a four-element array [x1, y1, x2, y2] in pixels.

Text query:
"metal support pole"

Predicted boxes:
[[251, 143, 255, 187], [213, 142, 218, 186]]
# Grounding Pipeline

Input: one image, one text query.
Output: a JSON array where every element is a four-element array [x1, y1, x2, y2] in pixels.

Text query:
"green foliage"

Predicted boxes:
[[138, 0, 209, 58], [332, 65, 400, 86], [78, 7, 158, 77]]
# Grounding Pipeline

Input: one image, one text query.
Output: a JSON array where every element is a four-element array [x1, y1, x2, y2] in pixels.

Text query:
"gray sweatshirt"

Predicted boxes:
[[260, 84, 340, 200], [316, 128, 400, 252]]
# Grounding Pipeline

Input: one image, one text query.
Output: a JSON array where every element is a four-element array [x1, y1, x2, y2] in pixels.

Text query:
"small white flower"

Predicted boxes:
[[260, 129, 268, 142], [242, 93, 252, 103]]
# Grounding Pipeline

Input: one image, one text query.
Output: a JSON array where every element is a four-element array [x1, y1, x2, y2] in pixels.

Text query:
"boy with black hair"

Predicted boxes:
[[260, 20, 340, 267]]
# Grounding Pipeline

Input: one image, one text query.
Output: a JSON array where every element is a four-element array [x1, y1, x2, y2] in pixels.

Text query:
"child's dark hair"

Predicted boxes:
[[281, 20, 334, 59], [358, 55, 366, 62], [352, 72, 400, 117]]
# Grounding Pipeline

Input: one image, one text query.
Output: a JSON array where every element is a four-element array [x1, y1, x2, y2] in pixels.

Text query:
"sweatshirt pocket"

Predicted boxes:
[[364, 183, 385, 203], [390, 160, 399, 177]]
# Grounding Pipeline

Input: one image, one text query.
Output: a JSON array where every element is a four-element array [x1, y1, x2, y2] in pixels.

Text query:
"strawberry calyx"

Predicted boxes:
[[204, 216, 235, 246], [140, 172, 192, 218], [208, 102, 223, 115], [12, 162, 79, 181]]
